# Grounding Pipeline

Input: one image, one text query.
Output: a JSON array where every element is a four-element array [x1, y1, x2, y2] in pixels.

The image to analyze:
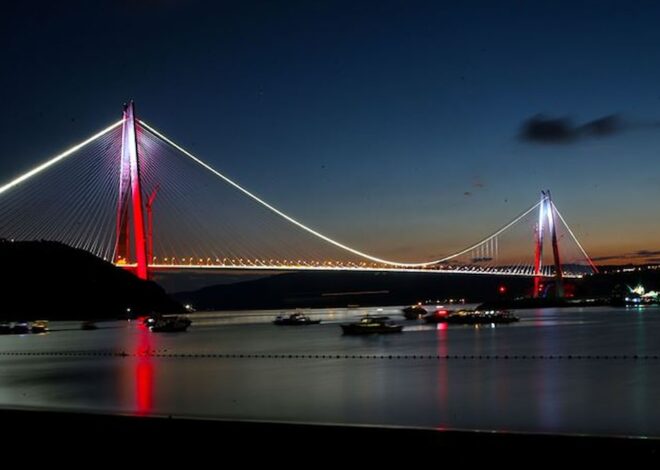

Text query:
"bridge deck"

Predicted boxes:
[[118, 263, 583, 278]]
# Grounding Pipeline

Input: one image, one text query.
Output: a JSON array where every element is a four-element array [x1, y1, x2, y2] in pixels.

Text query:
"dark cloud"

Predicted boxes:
[[592, 249, 660, 262], [463, 178, 485, 197], [592, 255, 622, 262], [518, 114, 660, 144], [520, 115, 578, 143], [581, 115, 621, 137], [632, 250, 660, 256]]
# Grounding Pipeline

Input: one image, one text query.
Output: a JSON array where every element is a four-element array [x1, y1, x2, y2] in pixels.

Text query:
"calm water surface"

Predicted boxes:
[[1, 305, 659, 437]]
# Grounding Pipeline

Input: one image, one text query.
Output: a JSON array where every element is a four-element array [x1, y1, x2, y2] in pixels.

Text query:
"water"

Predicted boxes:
[[1, 305, 660, 437]]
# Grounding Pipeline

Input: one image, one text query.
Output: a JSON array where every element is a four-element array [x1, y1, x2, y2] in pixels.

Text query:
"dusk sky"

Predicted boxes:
[[3, 1, 660, 263]]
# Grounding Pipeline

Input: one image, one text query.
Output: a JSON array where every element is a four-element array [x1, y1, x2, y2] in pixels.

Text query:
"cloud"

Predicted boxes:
[[592, 249, 660, 262], [581, 115, 621, 137], [519, 113, 660, 145], [520, 115, 578, 143], [591, 255, 623, 262], [463, 178, 485, 197], [632, 250, 660, 257], [519, 114, 626, 144]]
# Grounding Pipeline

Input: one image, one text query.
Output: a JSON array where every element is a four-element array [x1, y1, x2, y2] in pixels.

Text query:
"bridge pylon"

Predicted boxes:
[[114, 101, 149, 280], [533, 190, 564, 298]]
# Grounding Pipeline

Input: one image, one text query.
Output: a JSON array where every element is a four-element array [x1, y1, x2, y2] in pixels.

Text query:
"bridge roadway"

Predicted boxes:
[[118, 262, 583, 278]]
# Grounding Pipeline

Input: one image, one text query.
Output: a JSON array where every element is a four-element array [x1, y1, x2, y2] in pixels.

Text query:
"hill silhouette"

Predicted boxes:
[[174, 267, 660, 311], [174, 271, 535, 310], [0, 240, 182, 320]]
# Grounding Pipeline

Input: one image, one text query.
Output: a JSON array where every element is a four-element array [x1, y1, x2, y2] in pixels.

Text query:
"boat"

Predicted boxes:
[[149, 315, 192, 332], [273, 313, 321, 325], [341, 315, 403, 335], [402, 304, 427, 320], [423, 308, 450, 323], [81, 320, 98, 330], [10, 321, 31, 334], [30, 320, 49, 333], [444, 309, 519, 324]]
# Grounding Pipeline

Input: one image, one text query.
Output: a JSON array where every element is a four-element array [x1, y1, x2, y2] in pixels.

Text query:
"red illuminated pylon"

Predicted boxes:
[[546, 191, 564, 298], [114, 102, 149, 280], [533, 223, 543, 298], [532, 191, 564, 298]]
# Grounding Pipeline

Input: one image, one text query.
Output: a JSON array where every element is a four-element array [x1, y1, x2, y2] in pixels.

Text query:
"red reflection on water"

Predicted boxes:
[[135, 327, 153, 415], [436, 322, 449, 420], [136, 361, 153, 415]]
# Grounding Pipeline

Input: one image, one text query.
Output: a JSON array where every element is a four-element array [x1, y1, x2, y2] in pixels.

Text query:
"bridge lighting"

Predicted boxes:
[[0, 120, 123, 196], [140, 119, 548, 268], [8, 110, 594, 280]]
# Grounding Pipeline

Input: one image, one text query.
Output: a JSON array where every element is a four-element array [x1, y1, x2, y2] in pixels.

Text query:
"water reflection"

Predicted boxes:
[[435, 322, 448, 428], [119, 321, 155, 415], [1, 306, 660, 437], [135, 325, 154, 415]]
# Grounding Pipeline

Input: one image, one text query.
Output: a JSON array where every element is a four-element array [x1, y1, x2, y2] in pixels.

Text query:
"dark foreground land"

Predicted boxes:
[[3, 408, 658, 459], [0, 240, 182, 320]]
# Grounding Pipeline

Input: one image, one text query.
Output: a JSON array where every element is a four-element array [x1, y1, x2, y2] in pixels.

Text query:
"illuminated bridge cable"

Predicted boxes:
[[137, 126, 326, 266], [0, 120, 123, 197], [0, 123, 123, 260], [551, 202, 598, 273], [0, 116, 597, 276], [139, 119, 543, 268]]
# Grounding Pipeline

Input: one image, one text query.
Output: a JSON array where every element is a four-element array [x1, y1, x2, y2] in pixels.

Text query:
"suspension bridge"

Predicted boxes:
[[0, 102, 597, 294]]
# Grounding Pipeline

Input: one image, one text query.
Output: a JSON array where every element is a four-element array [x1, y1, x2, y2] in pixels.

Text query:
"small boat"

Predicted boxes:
[[273, 313, 321, 325], [81, 320, 98, 330], [11, 322, 31, 334], [444, 309, 519, 325], [150, 315, 192, 332], [341, 315, 403, 335], [423, 308, 450, 323], [402, 304, 428, 320], [30, 320, 49, 334]]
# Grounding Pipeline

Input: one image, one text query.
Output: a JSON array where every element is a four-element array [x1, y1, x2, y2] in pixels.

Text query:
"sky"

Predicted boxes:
[[2, 0, 660, 266]]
